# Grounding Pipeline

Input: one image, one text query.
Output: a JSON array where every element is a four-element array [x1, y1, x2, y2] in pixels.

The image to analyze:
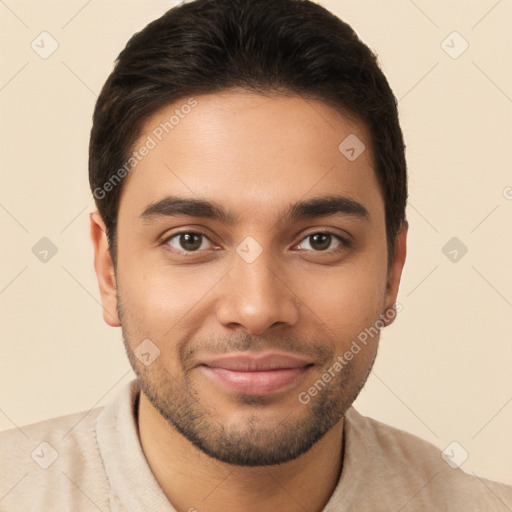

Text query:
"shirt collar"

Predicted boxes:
[[95, 379, 177, 512]]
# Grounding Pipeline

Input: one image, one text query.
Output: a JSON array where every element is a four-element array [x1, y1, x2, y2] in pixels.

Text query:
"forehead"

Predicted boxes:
[[118, 91, 383, 227]]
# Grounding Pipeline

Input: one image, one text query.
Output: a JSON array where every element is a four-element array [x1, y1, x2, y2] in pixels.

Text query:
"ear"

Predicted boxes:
[[382, 221, 408, 327], [90, 211, 121, 327]]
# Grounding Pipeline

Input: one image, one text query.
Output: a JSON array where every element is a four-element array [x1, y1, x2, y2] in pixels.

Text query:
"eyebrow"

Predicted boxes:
[[139, 194, 370, 225]]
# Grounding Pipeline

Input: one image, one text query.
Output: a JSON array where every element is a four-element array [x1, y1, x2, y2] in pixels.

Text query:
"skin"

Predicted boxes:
[[90, 89, 407, 512]]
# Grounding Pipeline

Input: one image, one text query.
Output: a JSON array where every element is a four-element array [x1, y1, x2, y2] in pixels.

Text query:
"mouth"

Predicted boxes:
[[198, 352, 314, 396]]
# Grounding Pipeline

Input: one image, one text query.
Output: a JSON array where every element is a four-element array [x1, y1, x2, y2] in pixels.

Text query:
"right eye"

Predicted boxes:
[[163, 231, 214, 253]]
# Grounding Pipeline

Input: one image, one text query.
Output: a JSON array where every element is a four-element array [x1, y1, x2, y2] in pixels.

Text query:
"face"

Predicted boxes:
[[92, 90, 406, 466]]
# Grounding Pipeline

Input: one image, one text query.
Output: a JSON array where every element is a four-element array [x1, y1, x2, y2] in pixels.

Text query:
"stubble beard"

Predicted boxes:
[[117, 293, 378, 467]]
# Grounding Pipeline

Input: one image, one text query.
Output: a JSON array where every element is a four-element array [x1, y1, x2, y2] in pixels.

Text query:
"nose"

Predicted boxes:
[[215, 248, 300, 335]]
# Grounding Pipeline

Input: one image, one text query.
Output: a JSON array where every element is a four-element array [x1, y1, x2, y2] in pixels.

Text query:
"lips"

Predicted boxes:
[[202, 352, 312, 371], [199, 352, 313, 395]]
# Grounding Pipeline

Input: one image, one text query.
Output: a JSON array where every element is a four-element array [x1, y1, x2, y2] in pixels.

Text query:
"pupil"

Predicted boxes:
[[311, 233, 330, 251], [181, 233, 201, 251]]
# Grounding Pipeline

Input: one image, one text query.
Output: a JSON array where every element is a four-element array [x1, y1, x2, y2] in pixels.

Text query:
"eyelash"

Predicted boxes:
[[160, 230, 350, 255]]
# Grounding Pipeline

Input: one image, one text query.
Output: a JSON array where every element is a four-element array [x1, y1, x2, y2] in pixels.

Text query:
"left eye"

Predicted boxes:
[[165, 232, 213, 252], [296, 233, 344, 252]]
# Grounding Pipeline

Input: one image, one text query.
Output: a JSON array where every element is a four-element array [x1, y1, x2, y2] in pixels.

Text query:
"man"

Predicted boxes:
[[1, 0, 510, 510]]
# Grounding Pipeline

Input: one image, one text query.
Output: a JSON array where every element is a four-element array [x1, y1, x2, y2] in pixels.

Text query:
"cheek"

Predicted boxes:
[[300, 260, 387, 361], [307, 263, 386, 322], [117, 259, 225, 340]]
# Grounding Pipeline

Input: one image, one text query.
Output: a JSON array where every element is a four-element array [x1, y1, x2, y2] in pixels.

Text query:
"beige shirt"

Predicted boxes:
[[1, 379, 510, 511]]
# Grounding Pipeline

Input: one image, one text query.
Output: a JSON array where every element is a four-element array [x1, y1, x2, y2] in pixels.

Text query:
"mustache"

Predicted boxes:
[[180, 332, 334, 370]]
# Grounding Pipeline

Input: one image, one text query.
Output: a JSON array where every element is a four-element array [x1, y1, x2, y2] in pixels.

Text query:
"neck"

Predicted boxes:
[[137, 392, 344, 512]]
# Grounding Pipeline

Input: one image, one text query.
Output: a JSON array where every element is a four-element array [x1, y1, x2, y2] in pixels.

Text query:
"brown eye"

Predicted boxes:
[[179, 233, 202, 251], [309, 233, 331, 251], [296, 232, 345, 252], [165, 232, 212, 252]]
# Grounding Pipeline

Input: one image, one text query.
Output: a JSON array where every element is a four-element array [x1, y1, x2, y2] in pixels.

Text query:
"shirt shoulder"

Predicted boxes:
[[325, 407, 512, 511], [0, 406, 109, 512]]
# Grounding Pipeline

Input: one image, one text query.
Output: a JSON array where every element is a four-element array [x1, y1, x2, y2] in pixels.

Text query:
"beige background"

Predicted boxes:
[[1, 0, 511, 484]]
